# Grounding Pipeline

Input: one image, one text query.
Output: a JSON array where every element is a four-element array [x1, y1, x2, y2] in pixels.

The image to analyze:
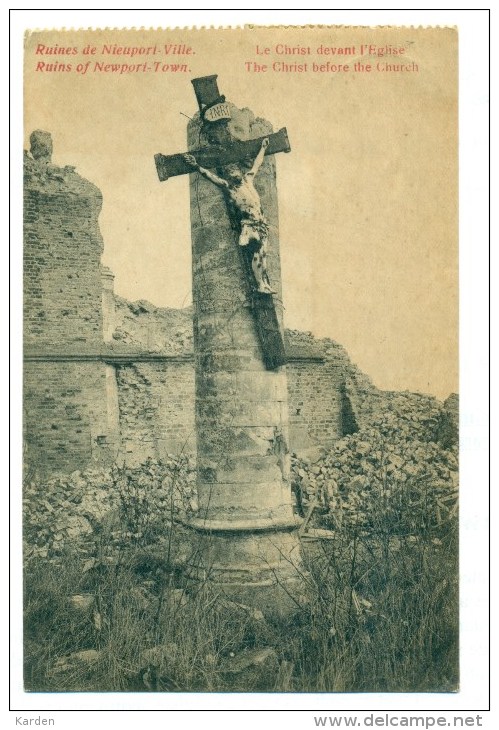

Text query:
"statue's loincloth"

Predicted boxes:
[[239, 218, 269, 245]]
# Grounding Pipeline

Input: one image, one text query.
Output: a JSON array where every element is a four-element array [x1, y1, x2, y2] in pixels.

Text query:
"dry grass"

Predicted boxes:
[[24, 491, 458, 693]]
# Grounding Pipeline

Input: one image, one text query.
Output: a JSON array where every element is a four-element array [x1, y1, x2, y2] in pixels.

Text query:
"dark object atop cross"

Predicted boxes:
[[154, 75, 291, 370]]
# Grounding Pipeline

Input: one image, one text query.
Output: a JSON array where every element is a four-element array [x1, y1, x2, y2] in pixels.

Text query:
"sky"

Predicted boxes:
[[24, 25, 458, 400]]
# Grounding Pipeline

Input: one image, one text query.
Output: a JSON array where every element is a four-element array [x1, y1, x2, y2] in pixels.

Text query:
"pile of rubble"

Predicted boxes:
[[23, 456, 197, 561], [111, 297, 193, 354], [291, 392, 458, 535], [24, 391, 459, 557]]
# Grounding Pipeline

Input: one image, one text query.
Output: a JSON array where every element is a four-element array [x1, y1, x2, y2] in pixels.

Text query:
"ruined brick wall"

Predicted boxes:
[[24, 151, 105, 350], [24, 134, 120, 476], [284, 331, 374, 451], [116, 361, 196, 464], [109, 296, 365, 463], [286, 361, 344, 450], [112, 350, 357, 463], [24, 362, 119, 475], [110, 298, 196, 463]]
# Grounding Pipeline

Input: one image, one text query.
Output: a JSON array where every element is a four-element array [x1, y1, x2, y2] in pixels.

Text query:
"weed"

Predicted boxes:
[[23, 440, 458, 693]]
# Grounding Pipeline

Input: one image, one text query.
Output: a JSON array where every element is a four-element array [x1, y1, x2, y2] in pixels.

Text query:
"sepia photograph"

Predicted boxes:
[[18, 17, 474, 705]]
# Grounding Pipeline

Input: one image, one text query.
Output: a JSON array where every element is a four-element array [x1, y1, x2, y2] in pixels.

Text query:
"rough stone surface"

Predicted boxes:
[[23, 458, 197, 561], [24, 149, 105, 350], [29, 130, 53, 163], [187, 106, 295, 531], [437, 393, 459, 449], [24, 139, 120, 474], [291, 390, 458, 534], [49, 649, 102, 676], [112, 296, 193, 354], [183, 106, 305, 601], [116, 362, 196, 462], [24, 361, 119, 475]]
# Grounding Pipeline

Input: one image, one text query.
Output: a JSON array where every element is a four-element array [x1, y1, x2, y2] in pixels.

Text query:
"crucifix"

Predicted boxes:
[[154, 76, 303, 612], [154, 76, 290, 181], [155, 75, 291, 370]]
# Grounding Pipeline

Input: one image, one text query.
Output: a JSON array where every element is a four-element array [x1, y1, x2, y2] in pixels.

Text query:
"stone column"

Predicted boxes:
[[186, 106, 303, 612]]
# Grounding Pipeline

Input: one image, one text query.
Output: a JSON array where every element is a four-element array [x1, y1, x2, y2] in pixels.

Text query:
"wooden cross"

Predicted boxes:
[[155, 75, 291, 181], [154, 75, 291, 370]]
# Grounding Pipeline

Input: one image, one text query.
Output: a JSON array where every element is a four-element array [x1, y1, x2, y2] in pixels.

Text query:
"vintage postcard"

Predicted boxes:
[[22, 23, 460, 700]]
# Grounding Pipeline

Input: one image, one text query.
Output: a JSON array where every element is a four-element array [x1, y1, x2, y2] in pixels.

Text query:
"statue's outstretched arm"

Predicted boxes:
[[184, 154, 228, 188], [248, 137, 270, 177]]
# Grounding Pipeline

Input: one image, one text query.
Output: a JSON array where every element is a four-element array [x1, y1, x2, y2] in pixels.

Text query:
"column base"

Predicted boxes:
[[187, 514, 302, 533], [182, 521, 307, 617]]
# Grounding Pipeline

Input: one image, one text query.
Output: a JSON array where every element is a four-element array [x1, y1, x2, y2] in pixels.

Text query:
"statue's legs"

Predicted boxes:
[[252, 239, 275, 294], [240, 223, 275, 294]]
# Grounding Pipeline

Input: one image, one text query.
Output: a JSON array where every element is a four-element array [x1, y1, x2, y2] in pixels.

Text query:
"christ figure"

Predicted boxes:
[[185, 137, 275, 294]]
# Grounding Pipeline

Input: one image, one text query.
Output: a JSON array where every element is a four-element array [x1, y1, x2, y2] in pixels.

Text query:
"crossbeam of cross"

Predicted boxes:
[[155, 127, 290, 182]]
